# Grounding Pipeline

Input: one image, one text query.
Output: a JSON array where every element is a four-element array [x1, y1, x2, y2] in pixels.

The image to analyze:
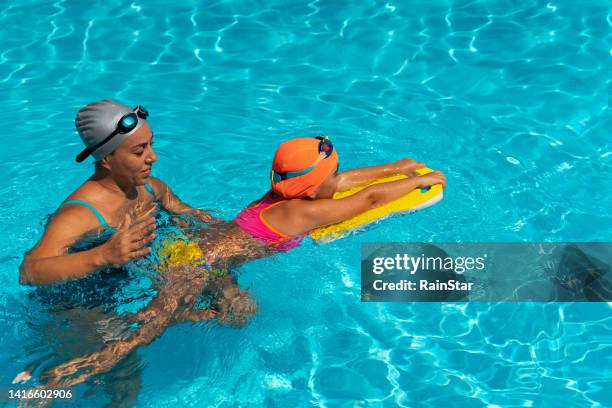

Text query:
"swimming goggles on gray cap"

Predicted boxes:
[[75, 100, 149, 163]]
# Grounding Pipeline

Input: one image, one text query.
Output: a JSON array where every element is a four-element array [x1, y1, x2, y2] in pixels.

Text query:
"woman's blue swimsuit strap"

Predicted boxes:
[[144, 182, 157, 200], [60, 199, 114, 233], [59, 183, 157, 234]]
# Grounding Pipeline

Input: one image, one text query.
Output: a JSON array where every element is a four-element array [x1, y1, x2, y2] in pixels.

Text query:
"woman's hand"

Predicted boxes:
[[394, 158, 426, 176], [194, 209, 220, 224], [99, 213, 156, 267], [416, 170, 446, 189]]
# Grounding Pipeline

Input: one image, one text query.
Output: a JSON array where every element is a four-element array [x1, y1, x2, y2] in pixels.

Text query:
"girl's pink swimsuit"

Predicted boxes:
[[234, 193, 306, 252]]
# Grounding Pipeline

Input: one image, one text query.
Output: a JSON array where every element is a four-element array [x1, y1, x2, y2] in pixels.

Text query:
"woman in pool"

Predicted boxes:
[[14, 100, 230, 404], [19, 99, 216, 285], [39, 136, 446, 389]]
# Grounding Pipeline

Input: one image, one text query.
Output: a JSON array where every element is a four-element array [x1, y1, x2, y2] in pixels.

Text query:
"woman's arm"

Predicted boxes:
[[334, 158, 425, 192], [21, 246, 108, 285], [147, 177, 218, 223], [20, 210, 156, 285]]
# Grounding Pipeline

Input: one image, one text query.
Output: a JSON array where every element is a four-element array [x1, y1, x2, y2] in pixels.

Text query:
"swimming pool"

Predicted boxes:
[[1, 0, 611, 406]]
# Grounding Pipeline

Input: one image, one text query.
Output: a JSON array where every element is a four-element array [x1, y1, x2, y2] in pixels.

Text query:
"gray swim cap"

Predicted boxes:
[[75, 99, 147, 162]]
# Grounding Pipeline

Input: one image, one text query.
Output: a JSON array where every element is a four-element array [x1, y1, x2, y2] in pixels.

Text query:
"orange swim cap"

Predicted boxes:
[[271, 137, 339, 199]]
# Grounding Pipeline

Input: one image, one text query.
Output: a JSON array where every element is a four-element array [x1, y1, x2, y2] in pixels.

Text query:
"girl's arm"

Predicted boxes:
[[282, 171, 446, 235], [335, 158, 425, 192]]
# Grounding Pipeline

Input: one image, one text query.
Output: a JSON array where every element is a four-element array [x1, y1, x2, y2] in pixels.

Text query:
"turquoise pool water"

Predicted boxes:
[[1, 0, 611, 406]]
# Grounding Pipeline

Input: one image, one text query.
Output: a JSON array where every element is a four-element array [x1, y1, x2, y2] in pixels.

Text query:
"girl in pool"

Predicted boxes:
[[38, 136, 446, 389]]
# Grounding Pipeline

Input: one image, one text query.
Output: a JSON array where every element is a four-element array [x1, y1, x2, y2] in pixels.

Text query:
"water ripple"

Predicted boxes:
[[0, 0, 611, 406]]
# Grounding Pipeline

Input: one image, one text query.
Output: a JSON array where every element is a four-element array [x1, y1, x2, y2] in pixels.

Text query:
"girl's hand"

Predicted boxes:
[[416, 170, 446, 189], [395, 158, 426, 176]]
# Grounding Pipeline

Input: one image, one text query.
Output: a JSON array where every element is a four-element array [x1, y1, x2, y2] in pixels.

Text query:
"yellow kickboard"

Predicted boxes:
[[310, 167, 443, 243], [156, 235, 206, 269]]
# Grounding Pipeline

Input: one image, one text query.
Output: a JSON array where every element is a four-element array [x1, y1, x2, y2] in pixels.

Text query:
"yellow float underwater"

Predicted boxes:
[[155, 235, 230, 276], [156, 236, 206, 269], [310, 167, 443, 243]]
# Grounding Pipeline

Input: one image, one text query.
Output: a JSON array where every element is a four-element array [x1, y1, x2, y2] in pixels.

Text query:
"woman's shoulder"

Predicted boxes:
[[62, 179, 102, 202], [56, 181, 115, 229], [144, 176, 166, 196]]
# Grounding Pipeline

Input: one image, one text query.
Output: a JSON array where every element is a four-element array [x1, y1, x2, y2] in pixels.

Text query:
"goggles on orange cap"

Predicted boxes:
[[270, 135, 334, 182]]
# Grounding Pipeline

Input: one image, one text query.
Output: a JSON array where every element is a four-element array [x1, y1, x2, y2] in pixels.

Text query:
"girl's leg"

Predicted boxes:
[[41, 264, 212, 388]]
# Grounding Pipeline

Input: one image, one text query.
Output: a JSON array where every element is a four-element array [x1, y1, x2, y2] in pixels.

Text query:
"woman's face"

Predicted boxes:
[[102, 122, 158, 187]]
